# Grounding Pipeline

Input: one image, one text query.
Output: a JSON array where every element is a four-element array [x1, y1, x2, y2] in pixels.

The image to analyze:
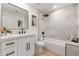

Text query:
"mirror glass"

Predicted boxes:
[[1, 3, 28, 34]]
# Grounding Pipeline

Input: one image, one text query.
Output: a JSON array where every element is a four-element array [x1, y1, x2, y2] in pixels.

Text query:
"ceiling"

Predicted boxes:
[[27, 3, 74, 14]]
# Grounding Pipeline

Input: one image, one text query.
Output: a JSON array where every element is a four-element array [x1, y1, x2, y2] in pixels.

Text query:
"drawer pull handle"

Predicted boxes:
[[6, 51, 15, 56], [26, 43, 28, 51], [6, 42, 15, 46], [28, 43, 30, 50]]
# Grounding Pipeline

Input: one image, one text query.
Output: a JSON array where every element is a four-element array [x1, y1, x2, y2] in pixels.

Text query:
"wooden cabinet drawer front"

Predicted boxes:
[[2, 40, 17, 49], [2, 46, 17, 56]]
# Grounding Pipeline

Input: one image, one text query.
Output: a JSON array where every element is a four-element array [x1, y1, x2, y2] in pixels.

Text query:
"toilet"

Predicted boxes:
[[35, 31, 45, 54], [35, 41, 45, 54]]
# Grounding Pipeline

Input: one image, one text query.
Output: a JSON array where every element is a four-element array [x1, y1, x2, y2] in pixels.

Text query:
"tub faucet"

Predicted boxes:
[[42, 31, 45, 40], [71, 38, 79, 43]]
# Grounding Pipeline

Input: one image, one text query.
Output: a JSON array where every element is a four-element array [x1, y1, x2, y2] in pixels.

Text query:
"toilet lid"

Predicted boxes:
[[36, 41, 45, 46]]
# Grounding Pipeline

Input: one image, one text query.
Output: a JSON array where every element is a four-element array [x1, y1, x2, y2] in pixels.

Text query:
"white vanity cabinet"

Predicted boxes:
[[18, 38, 28, 56], [1, 40, 18, 56], [0, 33, 36, 56], [27, 36, 35, 56], [0, 42, 1, 56], [2, 46, 17, 56], [18, 35, 35, 56]]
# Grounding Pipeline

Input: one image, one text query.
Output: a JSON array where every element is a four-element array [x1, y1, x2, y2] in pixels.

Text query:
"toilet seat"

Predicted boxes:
[[36, 41, 45, 47]]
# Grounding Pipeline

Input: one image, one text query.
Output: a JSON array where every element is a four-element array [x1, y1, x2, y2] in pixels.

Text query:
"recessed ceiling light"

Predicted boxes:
[[35, 3, 40, 5], [54, 5, 57, 8]]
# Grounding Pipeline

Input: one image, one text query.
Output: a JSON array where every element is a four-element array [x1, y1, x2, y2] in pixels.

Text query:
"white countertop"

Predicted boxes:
[[0, 33, 35, 42], [66, 40, 79, 47]]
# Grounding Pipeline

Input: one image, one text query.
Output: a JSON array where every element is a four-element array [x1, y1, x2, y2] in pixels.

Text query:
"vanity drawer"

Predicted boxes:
[[2, 40, 17, 49], [2, 46, 17, 56], [0, 43, 1, 56]]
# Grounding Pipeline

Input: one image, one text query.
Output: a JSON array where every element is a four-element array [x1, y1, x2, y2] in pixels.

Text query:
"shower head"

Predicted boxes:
[[43, 14, 49, 17]]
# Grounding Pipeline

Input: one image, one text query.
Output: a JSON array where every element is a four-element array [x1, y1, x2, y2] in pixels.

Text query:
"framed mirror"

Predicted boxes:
[[1, 3, 28, 34]]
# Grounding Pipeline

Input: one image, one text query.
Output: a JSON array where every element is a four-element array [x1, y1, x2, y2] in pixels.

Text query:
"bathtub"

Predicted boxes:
[[42, 38, 66, 56]]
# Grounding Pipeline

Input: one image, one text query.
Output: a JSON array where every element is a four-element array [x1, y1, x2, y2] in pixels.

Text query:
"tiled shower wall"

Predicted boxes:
[[39, 4, 77, 41]]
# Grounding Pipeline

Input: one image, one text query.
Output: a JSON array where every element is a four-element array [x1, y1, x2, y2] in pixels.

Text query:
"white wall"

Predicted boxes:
[[77, 4, 79, 41], [38, 12, 49, 39], [39, 4, 77, 41]]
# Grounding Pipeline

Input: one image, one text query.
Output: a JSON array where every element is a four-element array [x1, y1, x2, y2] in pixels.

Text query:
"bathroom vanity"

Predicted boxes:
[[65, 41, 79, 56], [0, 33, 36, 56], [0, 42, 1, 56], [0, 3, 36, 56]]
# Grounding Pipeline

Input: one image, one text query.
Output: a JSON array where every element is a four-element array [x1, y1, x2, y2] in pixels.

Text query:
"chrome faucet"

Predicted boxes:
[[21, 28, 24, 34], [68, 35, 79, 43], [71, 37, 79, 43]]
